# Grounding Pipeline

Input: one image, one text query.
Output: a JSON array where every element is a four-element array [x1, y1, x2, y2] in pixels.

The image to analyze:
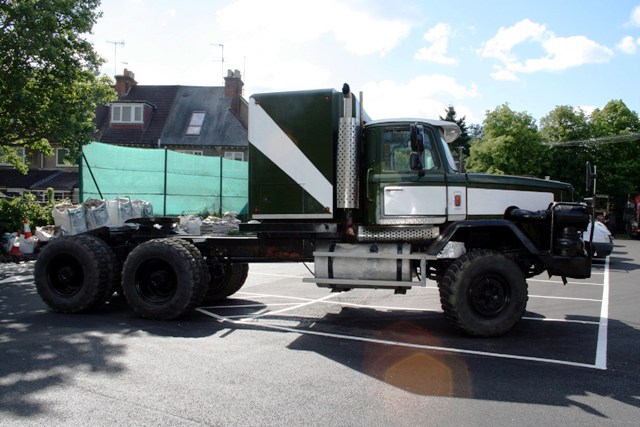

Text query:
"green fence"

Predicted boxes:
[[81, 142, 247, 216]]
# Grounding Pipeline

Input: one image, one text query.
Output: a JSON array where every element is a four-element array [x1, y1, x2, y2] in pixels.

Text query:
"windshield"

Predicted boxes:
[[441, 137, 459, 172]]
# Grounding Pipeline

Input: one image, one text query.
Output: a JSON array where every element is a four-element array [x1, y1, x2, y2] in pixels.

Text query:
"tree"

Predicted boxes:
[[0, 0, 115, 173], [591, 100, 640, 137], [540, 100, 640, 218], [439, 105, 470, 154], [466, 103, 548, 177], [540, 105, 591, 143], [540, 106, 592, 197], [589, 100, 640, 215]]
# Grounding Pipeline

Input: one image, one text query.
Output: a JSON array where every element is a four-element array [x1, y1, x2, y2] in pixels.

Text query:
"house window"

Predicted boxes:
[[186, 112, 206, 135], [0, 147, 25, 166], [174, 150, 203, 156], [111, 103, 144, 124], [224, 151, 244, 161], [56, 148, 74, 167]]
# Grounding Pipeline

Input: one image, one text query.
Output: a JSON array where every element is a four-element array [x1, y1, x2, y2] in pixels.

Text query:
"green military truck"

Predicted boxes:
[[34, 84, 594, 337]]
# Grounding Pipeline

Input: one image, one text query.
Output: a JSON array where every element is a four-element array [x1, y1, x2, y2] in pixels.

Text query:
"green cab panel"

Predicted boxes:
[[248, 89, 341, 219]]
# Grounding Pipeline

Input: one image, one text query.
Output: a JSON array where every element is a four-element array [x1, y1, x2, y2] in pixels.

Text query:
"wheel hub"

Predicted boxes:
[[470, 276, 510, 316]]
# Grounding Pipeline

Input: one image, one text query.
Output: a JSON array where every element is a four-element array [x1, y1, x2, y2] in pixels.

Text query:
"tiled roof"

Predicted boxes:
[[161, 87, 247, 148], [0, 169, 78, 191], [95, 85, 247, 149], [96, 86, 180, 147]]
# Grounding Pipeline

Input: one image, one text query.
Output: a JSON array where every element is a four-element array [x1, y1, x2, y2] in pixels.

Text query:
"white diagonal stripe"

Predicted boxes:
[[249, 99, 333, 212]]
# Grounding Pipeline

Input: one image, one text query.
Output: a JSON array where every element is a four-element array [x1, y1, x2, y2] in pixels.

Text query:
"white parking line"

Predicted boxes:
[[529, 295, 602, 302], [529, 279, 604, 286], [198, 260, 611, 370], [196, 305, 600, 370], [0, 275, 33, 285], [595, 257, 610, 370]]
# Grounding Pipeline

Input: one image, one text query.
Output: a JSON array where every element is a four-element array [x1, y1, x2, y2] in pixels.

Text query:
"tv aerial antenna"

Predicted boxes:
[[106, 40, 125, 77], [212, 43, 224, 84]]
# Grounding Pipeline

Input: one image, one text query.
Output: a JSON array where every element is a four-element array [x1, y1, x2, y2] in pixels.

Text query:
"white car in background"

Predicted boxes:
[[584, 220, 614, 258]]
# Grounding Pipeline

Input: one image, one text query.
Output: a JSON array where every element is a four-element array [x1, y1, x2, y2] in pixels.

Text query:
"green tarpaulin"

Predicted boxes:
[[81, 142, 247, 216]]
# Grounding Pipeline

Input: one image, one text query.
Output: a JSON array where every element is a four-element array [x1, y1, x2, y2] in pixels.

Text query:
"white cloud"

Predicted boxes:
[[490, 67, 517, 81], [414, 23, 456, 65], [361, 75, 478, 120], [478, 19, 547, 62], [578, 105, 597, 116], [216, 0, 410, 58], [617, 36, 639, 54], [513, 36, 613, 72], [628, 5, 640, 27], [479, 19, 613, 80], [244, 58, 332, 93]]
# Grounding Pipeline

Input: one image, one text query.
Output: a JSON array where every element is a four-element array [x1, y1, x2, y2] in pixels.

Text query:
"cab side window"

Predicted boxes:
[[382, 129, 439, 171]]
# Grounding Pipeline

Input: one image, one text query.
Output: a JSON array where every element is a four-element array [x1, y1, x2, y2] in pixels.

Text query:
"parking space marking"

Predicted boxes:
[[0, 275, 34, 285], [198, 258, 611, 370], [529, 295, 602, 302], [595, 257, 610, 370], [529, 278, 604, 286], [197, 304, 601, 370], [521, 316, 601, 325]]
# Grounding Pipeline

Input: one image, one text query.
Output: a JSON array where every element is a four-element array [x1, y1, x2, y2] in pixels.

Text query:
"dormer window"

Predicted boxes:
[[186, 111, 206, 135], [111, 103, 144, 124], [0, 147, 25, 166]]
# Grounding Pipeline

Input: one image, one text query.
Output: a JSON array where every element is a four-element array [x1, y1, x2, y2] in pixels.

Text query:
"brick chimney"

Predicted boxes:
[[224, 69, 245, 119], [114, 68, 138, 96], [224, 69, 243, 98]]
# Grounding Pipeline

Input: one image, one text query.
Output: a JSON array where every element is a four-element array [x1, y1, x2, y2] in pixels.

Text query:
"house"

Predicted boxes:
[[96, 68, 248, 160], [0, 69, 249, 202]]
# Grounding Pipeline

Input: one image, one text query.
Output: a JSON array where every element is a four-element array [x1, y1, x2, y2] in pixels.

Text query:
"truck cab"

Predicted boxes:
[[360, 119, 574, 240]]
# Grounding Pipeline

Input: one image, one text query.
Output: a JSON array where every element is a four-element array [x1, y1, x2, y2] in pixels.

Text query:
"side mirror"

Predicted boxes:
[[410, 152, 423, 171], [410, 124, 425, 152]]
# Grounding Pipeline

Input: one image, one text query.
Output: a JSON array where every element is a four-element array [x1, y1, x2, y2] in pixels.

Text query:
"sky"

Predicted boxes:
[[88, 0, 640, 125]]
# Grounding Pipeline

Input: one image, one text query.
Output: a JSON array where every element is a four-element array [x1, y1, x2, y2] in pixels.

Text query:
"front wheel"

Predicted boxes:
[[438, 249, 528, 337]]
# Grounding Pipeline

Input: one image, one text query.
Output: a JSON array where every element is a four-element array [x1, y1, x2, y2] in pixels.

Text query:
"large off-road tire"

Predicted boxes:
[[121, 238, 208, 320], [34, 235, 117, 313], [174, 239, 210, 291], [438, 249, 528, 337], [202, 261, 249, 304]]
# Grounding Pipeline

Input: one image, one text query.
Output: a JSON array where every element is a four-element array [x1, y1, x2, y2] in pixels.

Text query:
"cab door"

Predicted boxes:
[[369, 125, 448, 225]]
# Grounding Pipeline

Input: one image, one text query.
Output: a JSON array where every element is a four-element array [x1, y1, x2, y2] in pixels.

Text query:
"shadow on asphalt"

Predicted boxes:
[[2, 253, 638, 420], [284, 307, 640, 418], [0, 272, 262, 418]]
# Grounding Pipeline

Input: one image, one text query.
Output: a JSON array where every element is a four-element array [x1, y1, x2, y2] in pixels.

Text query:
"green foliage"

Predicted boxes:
[[588, 101, 640, 210], [591, 100, 640, 137], [512, 100, 640, 214], [440, 105, 470, 155], [540, 106, 591, 142], [465, 99, 640, 217], [466, 104, 548, 177], [541, 106, 593, 199], [0, 0, 116, 172], [0, 190, 56, 235]]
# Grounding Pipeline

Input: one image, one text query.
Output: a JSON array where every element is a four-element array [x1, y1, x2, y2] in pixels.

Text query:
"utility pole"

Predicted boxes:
[[106, 40, 125, 77]]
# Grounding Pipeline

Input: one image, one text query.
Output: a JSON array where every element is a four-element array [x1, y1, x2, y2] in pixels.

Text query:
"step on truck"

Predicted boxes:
[[34, 84, 595, 337]]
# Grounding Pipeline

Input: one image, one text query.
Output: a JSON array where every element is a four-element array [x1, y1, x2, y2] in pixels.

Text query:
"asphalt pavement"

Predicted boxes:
[[1, 239, 639, 426]]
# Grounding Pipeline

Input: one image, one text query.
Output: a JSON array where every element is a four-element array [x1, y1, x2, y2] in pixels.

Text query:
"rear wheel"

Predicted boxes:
[[438, 249, 528, 337], [122, 238, 208, 319], [202, 261, 249, 304], [34, 235, 116, 313]]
